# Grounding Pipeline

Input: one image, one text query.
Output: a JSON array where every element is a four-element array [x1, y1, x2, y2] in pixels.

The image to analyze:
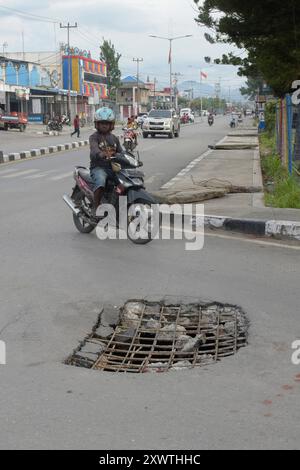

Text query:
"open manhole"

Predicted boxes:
[[66, 300, 248, 373]]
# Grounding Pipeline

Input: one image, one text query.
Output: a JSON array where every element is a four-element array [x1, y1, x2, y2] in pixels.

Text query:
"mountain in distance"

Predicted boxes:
[[177, 80, 245, 102]]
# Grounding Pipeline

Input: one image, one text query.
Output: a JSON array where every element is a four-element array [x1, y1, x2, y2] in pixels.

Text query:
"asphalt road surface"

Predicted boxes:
[[0, 118, 299, 450]]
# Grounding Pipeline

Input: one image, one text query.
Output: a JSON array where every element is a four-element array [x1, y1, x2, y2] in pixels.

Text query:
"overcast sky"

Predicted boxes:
[[0, 0, 246, 92]]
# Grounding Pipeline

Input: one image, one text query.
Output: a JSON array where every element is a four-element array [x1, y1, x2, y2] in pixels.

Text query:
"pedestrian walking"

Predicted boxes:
[[71, 115, 80, 138]]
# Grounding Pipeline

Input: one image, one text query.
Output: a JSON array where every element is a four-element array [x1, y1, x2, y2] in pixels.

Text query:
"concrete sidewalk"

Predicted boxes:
[[155, 128, 300, 241]]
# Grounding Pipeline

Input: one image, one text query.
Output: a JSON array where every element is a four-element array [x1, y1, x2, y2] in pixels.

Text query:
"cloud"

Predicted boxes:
[[0, 0, 246, 89]]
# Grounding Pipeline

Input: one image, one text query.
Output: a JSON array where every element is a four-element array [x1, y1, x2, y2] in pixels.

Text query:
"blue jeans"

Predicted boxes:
[[90, 167, 115, 191]]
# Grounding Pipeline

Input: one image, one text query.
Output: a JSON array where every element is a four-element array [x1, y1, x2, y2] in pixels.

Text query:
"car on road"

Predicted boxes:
[[142, 109, 180, 138]]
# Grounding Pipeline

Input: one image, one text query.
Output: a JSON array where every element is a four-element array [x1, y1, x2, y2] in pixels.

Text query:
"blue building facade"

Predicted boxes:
[[0, 56, 78, 120]]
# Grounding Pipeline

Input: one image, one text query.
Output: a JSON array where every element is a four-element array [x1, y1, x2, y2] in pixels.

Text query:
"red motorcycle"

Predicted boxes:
[[122, 127, 138, 152]]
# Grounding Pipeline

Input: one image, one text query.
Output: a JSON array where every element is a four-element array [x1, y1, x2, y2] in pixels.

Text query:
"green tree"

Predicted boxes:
[[240, 77, 264, 100], [194, 0, 300, 97], [100, 39, 122, 100], [178, 96, 190, 107]]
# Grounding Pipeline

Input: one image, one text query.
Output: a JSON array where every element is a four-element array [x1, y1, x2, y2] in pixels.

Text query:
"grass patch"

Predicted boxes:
[[265, 177, 300, 209], [259, 133, 300, 209]]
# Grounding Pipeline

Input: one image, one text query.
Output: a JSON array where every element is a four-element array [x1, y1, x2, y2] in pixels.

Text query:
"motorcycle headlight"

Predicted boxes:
[[123, 153, 139, 167]]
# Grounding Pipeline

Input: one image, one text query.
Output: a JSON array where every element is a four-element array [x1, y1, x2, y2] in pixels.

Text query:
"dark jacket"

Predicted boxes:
[[89, 131, 123, 169], [74, 117, 80, 129]]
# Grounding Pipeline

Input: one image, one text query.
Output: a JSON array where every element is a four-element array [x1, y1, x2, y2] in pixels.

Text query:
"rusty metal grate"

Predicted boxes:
[[67, 300, 248, 373]]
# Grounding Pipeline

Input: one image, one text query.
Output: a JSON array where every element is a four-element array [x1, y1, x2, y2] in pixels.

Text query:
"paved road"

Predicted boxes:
[[1, 118, 299, 450], [0, 117, 228, 192]]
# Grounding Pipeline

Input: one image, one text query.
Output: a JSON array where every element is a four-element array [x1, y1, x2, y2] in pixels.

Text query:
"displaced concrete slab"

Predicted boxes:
[[152, 187, 227, 204], [213, 143, 259, 150]]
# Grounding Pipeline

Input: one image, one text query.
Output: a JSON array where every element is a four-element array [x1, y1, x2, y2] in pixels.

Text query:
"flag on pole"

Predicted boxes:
[[201, 71, 208, 80]]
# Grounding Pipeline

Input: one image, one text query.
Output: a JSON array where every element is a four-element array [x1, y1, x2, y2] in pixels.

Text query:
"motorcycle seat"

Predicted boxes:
[[78, 168, 93, 185]]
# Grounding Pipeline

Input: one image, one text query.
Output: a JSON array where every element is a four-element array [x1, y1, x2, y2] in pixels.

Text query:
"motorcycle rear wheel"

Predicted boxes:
[[72, 188, 95, 234]]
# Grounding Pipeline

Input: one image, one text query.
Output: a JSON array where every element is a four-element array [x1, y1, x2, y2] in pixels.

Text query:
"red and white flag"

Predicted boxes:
[[201, 71, 208, 80]]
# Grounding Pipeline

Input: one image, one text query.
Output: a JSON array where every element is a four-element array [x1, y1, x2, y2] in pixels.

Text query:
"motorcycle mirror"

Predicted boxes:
[[138, 161, 143, 167]]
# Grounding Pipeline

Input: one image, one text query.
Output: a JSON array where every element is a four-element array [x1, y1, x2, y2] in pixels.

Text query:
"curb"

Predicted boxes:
[[0, 140, 89, 164], [192, 214, 300, 241]]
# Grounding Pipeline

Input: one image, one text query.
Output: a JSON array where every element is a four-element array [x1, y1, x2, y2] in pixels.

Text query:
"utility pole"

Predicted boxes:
[[153, 77, 157, 108], [21, 32, 25, 60], [133, 58, 143, 115], [215, 78, 221, 113], [60, 22, 78, 119], [172, 72, 182, 110], [2, 42, 8, 57]]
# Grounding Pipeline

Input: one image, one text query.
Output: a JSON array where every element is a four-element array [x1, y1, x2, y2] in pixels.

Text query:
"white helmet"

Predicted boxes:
[[94, 107, 115, 122]]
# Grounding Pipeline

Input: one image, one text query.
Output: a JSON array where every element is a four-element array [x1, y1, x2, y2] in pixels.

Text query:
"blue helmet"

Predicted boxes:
[[94, 107, 115, 122]]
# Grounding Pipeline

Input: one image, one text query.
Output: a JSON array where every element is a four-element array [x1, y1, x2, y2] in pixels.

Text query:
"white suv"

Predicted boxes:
[[142, 109, 180, 138]]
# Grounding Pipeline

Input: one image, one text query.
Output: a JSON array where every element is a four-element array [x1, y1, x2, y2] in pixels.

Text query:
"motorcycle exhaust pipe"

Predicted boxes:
[[62, 194, 81, 216]]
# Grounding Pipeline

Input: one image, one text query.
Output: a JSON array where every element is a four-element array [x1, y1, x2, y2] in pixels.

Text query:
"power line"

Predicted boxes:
[[76, 30, 99, 48], [0, 4, 59, 23]]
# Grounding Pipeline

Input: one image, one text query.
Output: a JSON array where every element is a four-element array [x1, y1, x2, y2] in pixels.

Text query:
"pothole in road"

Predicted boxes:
[[66, 300, 249, 373]]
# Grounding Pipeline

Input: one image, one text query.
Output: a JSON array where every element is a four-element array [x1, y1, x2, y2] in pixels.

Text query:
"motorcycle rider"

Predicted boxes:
[[126, 115, 138, 145], [230, 115, 236, 128], [208, 112, 214, 124], [89, 107, 123, 218]]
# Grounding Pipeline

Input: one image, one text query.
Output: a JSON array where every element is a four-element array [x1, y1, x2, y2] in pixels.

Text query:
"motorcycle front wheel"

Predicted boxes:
[[127, 201, 156, 245]]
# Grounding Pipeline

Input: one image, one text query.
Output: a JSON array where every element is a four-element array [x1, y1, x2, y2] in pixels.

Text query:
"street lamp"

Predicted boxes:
[[149, 34, 192, 108]]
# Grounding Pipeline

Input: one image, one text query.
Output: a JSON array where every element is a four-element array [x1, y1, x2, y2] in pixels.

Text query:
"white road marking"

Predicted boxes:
[[1, 169, 39, 178], [160, 149, 213, 189], [164, 226, 300, 250], [23, 170, 57, 179], [0, 168, 18, 175], [50, 171, 73, 181]]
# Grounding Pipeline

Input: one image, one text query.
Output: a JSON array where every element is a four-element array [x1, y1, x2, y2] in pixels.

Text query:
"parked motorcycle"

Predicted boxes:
[[47, 120, 63, 132], [62, 152, 157, 244], [122, 127, 138, 152], [61, 114, 71, 126]]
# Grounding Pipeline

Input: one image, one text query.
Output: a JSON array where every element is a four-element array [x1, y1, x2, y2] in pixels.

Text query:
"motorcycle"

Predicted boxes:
[[122, 127, 138, 152], [61, 114, 71, 126], [47, 120, 63, 132], [180, 114, 189, 125], [208, 117, 214, 126], [62, 152, 157, 245], [230, 119, 236, 129]]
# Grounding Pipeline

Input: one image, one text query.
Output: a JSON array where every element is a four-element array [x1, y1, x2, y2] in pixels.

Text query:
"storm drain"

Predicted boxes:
[[67, 300, 248, 373]]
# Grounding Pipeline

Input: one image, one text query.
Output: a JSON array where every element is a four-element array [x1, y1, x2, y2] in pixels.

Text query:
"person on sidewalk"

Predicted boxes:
[[71, 115, 80, 138], [89, 107, 123, 219]]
